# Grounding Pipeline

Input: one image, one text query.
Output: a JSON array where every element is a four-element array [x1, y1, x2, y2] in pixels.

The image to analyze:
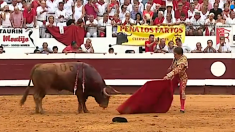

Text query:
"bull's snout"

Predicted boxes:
[[99, 104, 108, 109]]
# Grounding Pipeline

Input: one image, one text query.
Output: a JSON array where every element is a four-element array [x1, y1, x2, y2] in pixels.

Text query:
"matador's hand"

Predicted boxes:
[[163, 76, 169, 80]]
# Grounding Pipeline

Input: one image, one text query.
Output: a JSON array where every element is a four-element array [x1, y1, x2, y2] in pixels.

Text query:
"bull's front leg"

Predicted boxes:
[[82, 95, 89, 113], [76, 93, 83, 113]]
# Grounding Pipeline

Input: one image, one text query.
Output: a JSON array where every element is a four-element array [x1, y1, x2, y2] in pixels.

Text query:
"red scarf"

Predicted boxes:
[[223, 9, 230, 17], [109, 2, 116, 7], [114, 19, 120, 23], [51, 0, 54, 2], [205, 26, 210, 36], [0, 1, 3, 4], [194, 15, 201, 21]]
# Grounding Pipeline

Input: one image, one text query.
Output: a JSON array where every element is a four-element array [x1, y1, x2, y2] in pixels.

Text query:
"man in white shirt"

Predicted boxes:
[[60, 0, 74, 19], [155, 38, 169, 53], [225, 11, 235, 25], [80, 38, 94, 53], [37, 1, 47, 38], [96, 0, 107, 20], [216, 36, 232, 53], [120, 0, 133, 13], [55, 2, 69, 26], [9, 0, 22, 12], [86, 15, 98, 37], [46, 0, 59, 18], [176, 38, 191, 53], [144, 0, 156, 12]]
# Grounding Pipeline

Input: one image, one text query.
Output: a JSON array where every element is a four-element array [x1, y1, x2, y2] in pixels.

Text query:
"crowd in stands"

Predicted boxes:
[[144, 35, 231, 53], [1, 0, 235, 37], [0, 0, 233, 54]]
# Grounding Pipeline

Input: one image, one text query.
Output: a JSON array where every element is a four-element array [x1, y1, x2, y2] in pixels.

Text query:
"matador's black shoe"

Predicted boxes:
[[180, 110, 185, 113]]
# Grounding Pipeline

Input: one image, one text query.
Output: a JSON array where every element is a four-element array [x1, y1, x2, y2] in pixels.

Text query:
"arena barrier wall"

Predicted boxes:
[[0, 53, 235, 87]]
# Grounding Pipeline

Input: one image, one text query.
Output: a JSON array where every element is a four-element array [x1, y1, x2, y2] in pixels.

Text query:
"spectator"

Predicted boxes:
[[201, 0, 212, 11], [39, 42, 53, 54], [98, 13, 110, 37], [63, 0, 74, 20], [62, 41, 81, 53], [37, 1, 47, 37], [86, 15, 98, 37], [9, 0, 22, 12], [133, 0, 144, 13], [84, 0, 98, 19], [154, 38, 168, 53], [175, 38, 191, 53], [222, 3, 230, 20], [215, 14, 225, 25], [204, 13, 215, 36], [10, 7, 23, 28], [0, 0, 7, 11], [153, 11, 164, 25], [188, 2, 196, 19], [55, 2, 69, 27], [189, 11, 204, 36], [111, 13, 121, 37], [122, 12, 135, 25], [144, 0, 156, 12], [151, 3, 161, 21], [225, 11, 235, 25], [45, 16, 56, 38], [119, 5, 128, 21], [31, 0, 41, 11], [134, 12, 144, 25], [120, 0, 132, 13], [182, 0, 190, 11], [130, 4, 142, 20], [176, 13, 190, 25], [193, 0, 201, 10], [81, 38, 95, 53], [191, 42, 203, 53], [164, 3, 174, 19], [1, 5, 12, 27], [73, 0, 85, 23], [209, 2, 222, 20], [175, 2, 188, 21], [203, 39, 216, 53], [34, 46, 40, 53], [162, 13, 175, 25], [201, 5, 209, 20], [46, 0, 58, 18], [108, 47, 114, 54], [96, 0, 107, 20], [107, 0, 119, 19], [0, 46, 5, 54], [143, 4, 153, 21], [216, 36, 232, 53], [168, 41, 175, 53], [145, 34, 157, 52], [23, 4, 37, 28], [52, 46, 58, 53]]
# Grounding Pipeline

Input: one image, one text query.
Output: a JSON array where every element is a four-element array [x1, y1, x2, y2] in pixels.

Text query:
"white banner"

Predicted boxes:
[[0, 28, 39, 48], [216, 25, 233, 45]]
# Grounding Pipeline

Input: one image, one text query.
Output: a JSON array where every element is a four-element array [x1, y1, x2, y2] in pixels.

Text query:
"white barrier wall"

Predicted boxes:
[[3, 26, 235, 54], [0, 53, 235, 86]]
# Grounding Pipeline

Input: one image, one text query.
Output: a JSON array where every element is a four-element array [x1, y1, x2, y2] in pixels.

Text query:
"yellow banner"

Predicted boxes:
[[117, 25, 186, 46]]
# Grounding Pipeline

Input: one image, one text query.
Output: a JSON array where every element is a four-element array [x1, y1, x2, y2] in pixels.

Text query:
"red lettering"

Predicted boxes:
[[3, 35, 29, 43]]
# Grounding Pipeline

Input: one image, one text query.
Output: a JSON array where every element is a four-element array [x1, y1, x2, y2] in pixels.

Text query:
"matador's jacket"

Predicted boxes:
[[167, 55, 188, 99]]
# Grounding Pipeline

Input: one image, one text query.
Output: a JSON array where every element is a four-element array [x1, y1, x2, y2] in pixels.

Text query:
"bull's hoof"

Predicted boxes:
[[84, 110, 90, 113], [180, 110, 185, 113], [78, 109, 83, 113]]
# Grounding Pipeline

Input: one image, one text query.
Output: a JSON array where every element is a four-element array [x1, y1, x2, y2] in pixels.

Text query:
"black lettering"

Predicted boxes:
[[69, 65, 74, 72], [60, 64, 67, 72]]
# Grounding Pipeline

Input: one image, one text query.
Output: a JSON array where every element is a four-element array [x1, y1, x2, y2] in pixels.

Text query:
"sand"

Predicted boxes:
[[0, 95, 234, 132]]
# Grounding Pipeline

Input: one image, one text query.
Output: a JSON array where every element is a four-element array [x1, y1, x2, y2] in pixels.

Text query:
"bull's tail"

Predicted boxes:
[[20, 64, 39, 106]]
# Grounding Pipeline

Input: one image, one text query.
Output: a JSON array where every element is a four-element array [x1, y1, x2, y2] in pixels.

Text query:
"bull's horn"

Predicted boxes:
[[112, 88, 121, 94], [103, 88, 111, 96]]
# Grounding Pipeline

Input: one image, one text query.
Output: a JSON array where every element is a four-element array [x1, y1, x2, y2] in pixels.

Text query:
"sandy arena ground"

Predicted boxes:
[[0, 95, 235, 132]]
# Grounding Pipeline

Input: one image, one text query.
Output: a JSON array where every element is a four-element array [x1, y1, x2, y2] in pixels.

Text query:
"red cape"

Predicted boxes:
[[117, 79, 178, 114], [47, 25, 84, 47]]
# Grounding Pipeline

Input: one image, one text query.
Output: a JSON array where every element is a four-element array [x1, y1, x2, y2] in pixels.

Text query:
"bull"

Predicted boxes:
[[20, 62, 119, 114]]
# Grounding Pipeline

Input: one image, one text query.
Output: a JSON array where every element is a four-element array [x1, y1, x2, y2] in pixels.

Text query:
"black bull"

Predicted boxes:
[[20, 62, 120, 114], [116, 32, 132, 45]]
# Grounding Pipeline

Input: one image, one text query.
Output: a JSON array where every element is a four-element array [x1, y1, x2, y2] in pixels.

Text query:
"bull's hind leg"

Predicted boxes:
[[33, 89, 46, 114]]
